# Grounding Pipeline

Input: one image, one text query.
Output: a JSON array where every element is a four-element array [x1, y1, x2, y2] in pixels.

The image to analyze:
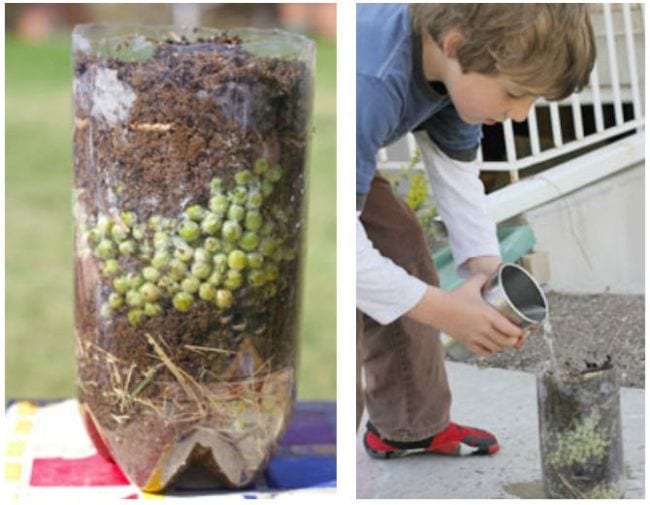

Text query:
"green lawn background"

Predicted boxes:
[[5, 35, 336, 400]]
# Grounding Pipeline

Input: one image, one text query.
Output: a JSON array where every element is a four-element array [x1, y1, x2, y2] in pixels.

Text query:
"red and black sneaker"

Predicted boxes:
[[363, 421, 499, 459]]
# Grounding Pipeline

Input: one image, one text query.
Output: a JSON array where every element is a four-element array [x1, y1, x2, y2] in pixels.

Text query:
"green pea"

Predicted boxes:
[[169, 259, 188, 281], [148, 216, 163, 230], [266, 164, 283, 182], [108, 293, 124, 309], [151, 250, 171, 270], [248, 269, 266, 287], [126, 272, 143, 289], [224, 269, 243, 290], [173, 292, 194, 312], [209, 177, 223, 194], [102, 259, 120, 277], [193, 248, 211, 264], [228, 250, 247, 270], [259, 237, 278, 256], [179, 220, 200, 242], [264, 264, 279, 282], [127, 309, 144, 326], [140, 282, 160, 303], [213, 253, 228, 274], [158, 275, 180, 295], [96, 215, 112, 236], [111, 223, 129, 242], [153, 231, 170, 250], [215, 289, 233, 309], [86, 228, 101, 246], [247, 191, 263, 209], [126, 290, 144, 307], [121, 211, 137, 227], [230, 186, 247, 205], [261, 221, 276, 236], [247, 252, 264, 269], [95, 239, 116, 259], [144, 303, 163, 317], [203, 237, 221, 253], [118, 239, 137, 256], [142, 266, 161, 283], [100, 302, 112, 318], [261, 180, 274, 198], [181, 276, 201, 294], [185, 204, 207, 222], [253, 158, 268, 175], [209, 194, 229, 215], [174, 243, 194, 263], [228, 204, 245, 222], [221, 220, 242, 242], [113, 276, 129, 294], [240, 231, 260, 252], [161, 218, 177, 231], [207, 271, 222, 287], [132, 223, 146, 240], [234, 170, 252, 185], [201, 213, 222, 235], [222, 241, 235, 254], [263, 283, 278, 299], [244, 211, 263, 231], [191, 262, 212, 280], [198, 283, 216, 301]]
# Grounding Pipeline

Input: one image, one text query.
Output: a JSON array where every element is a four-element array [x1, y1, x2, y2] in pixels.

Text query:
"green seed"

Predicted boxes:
[[230, 186, 247, 205], [153, 231, 170, 250], [261, 180, 274, 197], [201, 213, 222, 235], [193, 248, 211, 264], [234, 170, 252, 185], [209, 177, 223, 194], [140, 282, 160, 303], [111, 223, 129, 242], [213, 253, 228, 274], [240, 231, 260, 252], [247, 252, 264, 269], [144, 303, 163, 317], [247, 191, 263, 209], [228, 204, 245, 222], [113, 276, 129, 294], [95, 239, 116, 259], [264, 264, 279, 282], [96, 215, 112, 236], [126, 290, 144, 307], [108, 293, 124, 309], [264, 283, 278, 299], [221, 220, 242, 242], [222, 241, 235, 254], [261, 221, 276, 236], [127, 309, 144, 326], [254, 158, 268, 175], [151, 250, 170, 270], [228, 250, 247, 270], [138, 240, 152, 260], [132, 223, 146, 240], [215, 289, 233, 309], [224, 269, 243, 290], [207, 271, 222, 287], [181, 276, 201, 294], [148, 216, 163, 230], [198, 283, 216, 301], [86, 228, 101, 246], [142, 266, 161, 283], [185, 204, 207, 222], [266, 164, 283, 182], [121, 211, 137, 227], [127, 272, 144, 289], [191, 262, 212, 280], [259, 237, 277, 256], [248, 269, 266, 287], [173, 239, 194, 262], [118, 239, 137, 256], [244, 211, 263, 231], [157, 275, 180, 295], [169, 259, 188, 281], [102, 259, 120, 277], [209, 194, 229, 215], [179, 220, 200, 242], [203, 237, 221, 253], [173, 292, 194, 312]]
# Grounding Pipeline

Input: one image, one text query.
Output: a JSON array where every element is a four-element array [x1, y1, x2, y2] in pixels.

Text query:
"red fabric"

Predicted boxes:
[[428, 422, 499, 455], [30, 454, 130, 487]]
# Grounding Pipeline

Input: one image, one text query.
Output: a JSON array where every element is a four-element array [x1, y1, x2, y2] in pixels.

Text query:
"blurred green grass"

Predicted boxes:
[[5, 34, 336, 400]]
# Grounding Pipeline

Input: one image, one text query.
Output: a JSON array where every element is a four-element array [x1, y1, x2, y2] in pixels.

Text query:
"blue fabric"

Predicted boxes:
[[265, 456, 337, 489], [356, 3, 482, 195]]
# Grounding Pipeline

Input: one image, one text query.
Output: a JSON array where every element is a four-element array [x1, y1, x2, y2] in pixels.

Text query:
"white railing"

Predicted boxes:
[[379, 4, 645, 181]]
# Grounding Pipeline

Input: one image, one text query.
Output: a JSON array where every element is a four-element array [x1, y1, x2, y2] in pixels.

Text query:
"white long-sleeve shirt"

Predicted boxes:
[[357, 132, 500, 325]]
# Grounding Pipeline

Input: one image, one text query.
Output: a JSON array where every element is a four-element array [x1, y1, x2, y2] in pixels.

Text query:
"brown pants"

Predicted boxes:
[[356, 175, 451, 442]]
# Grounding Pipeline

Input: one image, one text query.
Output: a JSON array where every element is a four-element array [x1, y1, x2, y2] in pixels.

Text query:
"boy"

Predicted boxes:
[[357, 4, 595, 457]]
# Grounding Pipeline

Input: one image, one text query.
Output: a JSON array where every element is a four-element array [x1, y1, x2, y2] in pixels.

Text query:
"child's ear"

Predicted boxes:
[[441, 29, 463, 59]]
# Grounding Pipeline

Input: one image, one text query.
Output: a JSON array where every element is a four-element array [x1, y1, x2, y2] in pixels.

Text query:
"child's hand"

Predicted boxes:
[[408, 274, 524, 357]]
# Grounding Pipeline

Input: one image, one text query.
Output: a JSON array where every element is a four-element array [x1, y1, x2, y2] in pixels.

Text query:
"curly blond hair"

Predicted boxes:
[[411, 4, 596, 100]]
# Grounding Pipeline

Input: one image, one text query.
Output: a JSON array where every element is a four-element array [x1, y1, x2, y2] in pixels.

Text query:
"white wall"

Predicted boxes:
[[522, 162, 644, 294]]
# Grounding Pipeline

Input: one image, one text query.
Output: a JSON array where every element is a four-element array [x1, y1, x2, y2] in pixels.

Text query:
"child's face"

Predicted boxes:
[[445, 59, 537, 126]]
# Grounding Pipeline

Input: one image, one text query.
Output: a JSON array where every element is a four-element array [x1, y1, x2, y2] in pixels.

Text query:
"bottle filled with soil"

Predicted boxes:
[[72, 24, 314, 492], [537, 361, 625, 498]]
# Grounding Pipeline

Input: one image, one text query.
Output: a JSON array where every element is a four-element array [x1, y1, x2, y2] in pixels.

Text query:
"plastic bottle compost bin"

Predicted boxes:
[[72, 24, 314, 492]]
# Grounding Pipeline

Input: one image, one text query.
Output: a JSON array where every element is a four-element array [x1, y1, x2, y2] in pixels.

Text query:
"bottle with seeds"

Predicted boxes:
[[72, 24, 314, 492]]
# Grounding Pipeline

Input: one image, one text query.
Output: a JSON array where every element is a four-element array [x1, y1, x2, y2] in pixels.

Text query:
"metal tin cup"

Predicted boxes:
[[481, 263, 548, 328]]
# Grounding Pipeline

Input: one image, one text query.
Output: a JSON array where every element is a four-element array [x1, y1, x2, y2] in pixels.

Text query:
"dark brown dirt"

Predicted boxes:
[[73, 32, 311, 491]]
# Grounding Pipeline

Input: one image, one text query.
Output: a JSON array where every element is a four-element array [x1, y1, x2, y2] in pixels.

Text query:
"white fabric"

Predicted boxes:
[[356, 133, 500, 324]]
